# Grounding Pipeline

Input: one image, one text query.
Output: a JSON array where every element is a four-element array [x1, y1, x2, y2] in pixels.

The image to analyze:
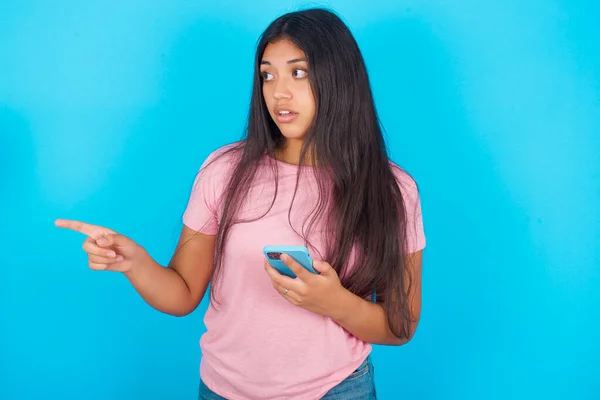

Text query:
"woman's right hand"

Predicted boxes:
[[55, 219, 149, 273]]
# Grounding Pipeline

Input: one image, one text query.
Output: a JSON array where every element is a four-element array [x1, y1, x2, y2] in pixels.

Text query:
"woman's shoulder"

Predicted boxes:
[[388, 160, 419, 195], [202, 141, 243, 168], [187, 142, 244, 194]]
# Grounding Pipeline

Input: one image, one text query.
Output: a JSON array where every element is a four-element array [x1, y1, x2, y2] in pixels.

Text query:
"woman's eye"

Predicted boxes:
[[293, 69, 308, 78], [261, 71, 274, 81]]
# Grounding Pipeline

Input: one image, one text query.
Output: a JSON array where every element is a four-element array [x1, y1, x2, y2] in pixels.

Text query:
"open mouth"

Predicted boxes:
[[276, 109, 298, 123]]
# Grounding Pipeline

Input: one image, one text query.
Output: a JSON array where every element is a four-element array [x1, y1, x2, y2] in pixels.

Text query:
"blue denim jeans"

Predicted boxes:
[[198, 356, 376, 399]]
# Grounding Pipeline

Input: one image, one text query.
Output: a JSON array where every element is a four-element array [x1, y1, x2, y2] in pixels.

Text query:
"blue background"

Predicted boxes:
[[1, 1, 599, 399]]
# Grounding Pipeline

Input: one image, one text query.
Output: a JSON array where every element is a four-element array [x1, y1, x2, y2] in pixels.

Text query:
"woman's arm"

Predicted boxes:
[[265, 250, 423, 345], [55, 219, 216, 317], [332, 251, 422, 346], [331, 250, 422, 345]]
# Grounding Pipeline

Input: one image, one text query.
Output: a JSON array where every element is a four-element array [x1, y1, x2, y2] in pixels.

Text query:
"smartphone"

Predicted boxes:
[[263, 245, 318, 278]]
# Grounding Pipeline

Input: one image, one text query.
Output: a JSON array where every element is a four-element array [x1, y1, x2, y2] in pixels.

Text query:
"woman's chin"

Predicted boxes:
[[278, 126, 307, 140]]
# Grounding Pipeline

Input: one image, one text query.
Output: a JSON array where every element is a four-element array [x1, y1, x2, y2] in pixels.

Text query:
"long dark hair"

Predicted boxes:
[[202, 8, 416, 340]]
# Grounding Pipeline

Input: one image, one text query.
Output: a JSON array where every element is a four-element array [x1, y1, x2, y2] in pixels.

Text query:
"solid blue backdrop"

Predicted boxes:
[[1, 1, 598, 399]]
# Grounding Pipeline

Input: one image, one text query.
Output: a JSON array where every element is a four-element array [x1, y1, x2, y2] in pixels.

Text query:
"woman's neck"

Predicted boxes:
[[276, 139, 313, 166]]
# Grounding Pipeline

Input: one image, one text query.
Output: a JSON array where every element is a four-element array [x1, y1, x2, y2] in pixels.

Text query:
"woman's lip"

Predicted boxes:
[[276, 112, 298, 123]]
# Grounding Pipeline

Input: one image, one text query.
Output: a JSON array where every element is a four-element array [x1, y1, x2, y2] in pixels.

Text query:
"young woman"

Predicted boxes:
[[56, 8, 425, 400]]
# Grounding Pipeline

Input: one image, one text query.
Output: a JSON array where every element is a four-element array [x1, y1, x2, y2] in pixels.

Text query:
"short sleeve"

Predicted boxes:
[[182, 150, 226, 235], [392, 165, 426, 254]]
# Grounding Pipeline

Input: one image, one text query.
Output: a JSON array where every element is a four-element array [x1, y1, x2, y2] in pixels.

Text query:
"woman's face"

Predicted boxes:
[[260, 39, 316, 141]]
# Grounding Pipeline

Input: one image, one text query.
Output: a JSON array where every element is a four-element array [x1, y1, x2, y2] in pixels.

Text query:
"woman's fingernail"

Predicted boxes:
[[107, 251, 116, 258], [97, 238, 108, 246], [116, 255, 123, 262]]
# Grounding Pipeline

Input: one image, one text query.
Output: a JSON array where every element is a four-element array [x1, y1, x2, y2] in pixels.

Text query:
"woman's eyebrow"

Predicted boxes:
[[260, 58, 307, 65]]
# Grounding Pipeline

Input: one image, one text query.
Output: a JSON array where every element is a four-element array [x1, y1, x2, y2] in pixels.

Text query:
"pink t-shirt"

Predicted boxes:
[[183, 145, 426, 400]]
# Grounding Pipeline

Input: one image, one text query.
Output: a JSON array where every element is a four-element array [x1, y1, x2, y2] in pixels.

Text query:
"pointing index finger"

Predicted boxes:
[[54, 219, 98, 237]]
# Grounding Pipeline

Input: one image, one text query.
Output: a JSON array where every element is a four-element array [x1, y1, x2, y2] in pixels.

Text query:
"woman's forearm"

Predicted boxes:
[[123, 257, 196, 317], [331, 288, 417, 346]]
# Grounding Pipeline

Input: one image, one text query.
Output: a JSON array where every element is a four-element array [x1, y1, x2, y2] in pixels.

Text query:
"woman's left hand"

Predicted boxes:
[[264, 254, 347, 319]]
